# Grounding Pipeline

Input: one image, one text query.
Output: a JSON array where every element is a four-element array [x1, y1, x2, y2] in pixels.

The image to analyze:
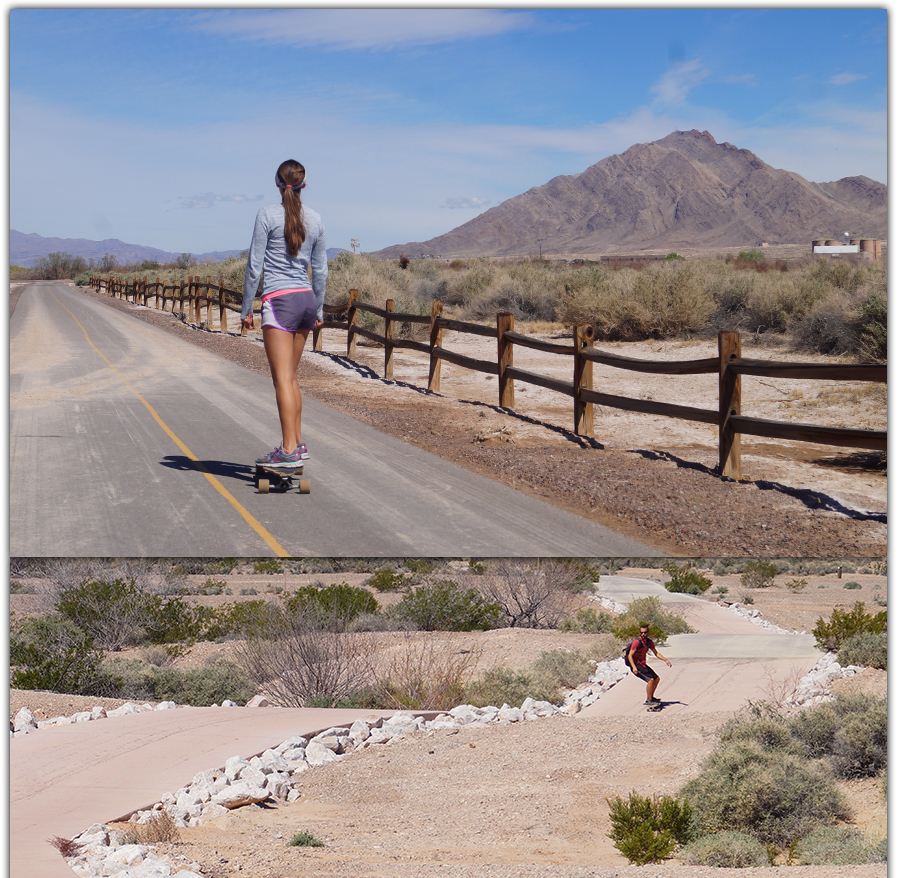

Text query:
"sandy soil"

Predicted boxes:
[[47, 283, 886, 558]]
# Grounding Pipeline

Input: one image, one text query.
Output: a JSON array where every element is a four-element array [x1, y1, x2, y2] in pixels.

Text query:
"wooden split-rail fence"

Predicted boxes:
[[91, 276, 887, 481]]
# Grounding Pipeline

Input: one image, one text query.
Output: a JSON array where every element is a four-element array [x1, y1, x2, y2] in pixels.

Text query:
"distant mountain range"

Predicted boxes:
[[10, 230, 353, 268], [9, 230, 245, 268], [375, 129, 887, 258]]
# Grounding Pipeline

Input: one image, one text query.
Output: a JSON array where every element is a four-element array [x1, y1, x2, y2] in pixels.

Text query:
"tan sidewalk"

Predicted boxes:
[[10, 707, 416, 878]]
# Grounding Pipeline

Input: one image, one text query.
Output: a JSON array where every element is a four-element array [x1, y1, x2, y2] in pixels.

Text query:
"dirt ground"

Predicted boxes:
[[40, 282, 886, 558]]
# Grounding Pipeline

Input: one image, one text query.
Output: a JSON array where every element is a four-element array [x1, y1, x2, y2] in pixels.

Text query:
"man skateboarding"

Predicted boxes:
[[628, 623, 672, 706]]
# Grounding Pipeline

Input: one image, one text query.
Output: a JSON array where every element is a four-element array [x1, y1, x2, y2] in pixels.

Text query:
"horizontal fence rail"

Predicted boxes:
[[91, 276, 887, 481]]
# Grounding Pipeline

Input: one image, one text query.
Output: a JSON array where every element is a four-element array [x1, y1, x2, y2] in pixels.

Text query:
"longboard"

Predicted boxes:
[[646, 701, 669, 712], [255, 464, 310, 495]]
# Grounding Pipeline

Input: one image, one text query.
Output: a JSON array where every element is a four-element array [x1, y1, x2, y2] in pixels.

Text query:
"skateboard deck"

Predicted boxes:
[[255, 464, 310, 495], [646, 701, 667, 712]]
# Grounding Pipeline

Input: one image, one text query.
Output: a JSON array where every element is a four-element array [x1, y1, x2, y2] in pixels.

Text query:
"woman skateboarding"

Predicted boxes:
[[241, 159, 328, 468]]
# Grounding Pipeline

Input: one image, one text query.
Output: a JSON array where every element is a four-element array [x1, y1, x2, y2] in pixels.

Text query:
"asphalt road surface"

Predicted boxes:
[[10, 283, 659, 558]]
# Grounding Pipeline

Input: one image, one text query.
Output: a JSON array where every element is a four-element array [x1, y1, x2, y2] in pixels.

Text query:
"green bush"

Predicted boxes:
[[253, 560, 283, 574], [717, 711, 802, 755], [854, 287, 887, 361], [197, 579, 226, 595], [796, 825, 880, 865], [680, 740, 848, 845], [367, 570, 410, 592], [812, 601, 886, 651], [10, 615, 111, 695], [680, 831, 769, 867], [287, 831, 324, 847], [204, 600, 277, 640], [606, 793, 693, 864], [740, 560, 778, 589], [283, 583, 379, 630], [662, 562, 712, 595], [467, 666, 556, 708], [390, 579, 500, 631], [151, 659, 255, 706], [611, 596, 695, 645], [842, 580, 862, 589], [558, 607, 614, 633], [835, 631, 886, 669], [530, 649, 594, 691]]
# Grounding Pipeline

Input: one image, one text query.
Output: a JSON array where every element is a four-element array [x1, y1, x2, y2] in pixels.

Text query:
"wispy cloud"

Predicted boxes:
[[189, 9, 536, 51], [650, 59, 709, 107], [724, 73, 757, 87], [177, 193, 263, 210], [829, 72, 866, 86], [441, 196, 492, 210]]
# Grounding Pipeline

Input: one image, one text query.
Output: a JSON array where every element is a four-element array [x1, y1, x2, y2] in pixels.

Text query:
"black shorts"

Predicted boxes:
[[631, 663, 659, 683]]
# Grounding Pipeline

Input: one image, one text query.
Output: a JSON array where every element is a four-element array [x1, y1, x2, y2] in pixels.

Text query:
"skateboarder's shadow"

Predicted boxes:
[[160, 455, 256, 484]]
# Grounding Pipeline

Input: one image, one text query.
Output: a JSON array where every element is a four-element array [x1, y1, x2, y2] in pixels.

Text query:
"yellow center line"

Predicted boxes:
[[53, 292, 289, 557]]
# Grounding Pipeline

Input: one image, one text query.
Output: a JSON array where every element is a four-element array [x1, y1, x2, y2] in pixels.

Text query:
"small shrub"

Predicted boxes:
[[680, 740, 849, 845], [558, 607, 614, 633], [390, 579, 500, 631], [239, 587, 258, 596], [680, 831, 769, 867], [611, 596, 695, 644], [742, 594, 754, 605], [712, 585, 728, 595], [796, 825, 876, 865], [198, 578, 226, 595], [835, 631, 886, 669], [717, 711, 801, 755], [467, 666, 546, 708], [786, 578, 808, 591], [10, 581, 37, 594], [530, 649, 594, 691], [812, 601, 886, 651], [740, 560, 778, 589], [128, 811, 180, 844], [842, 580, 862, 589], [367, 570, 410, 592], [287, 830, 324, 847], [606, 793, 693, 864], [662, 562, 712, 595], [284, 583, 380, 630]]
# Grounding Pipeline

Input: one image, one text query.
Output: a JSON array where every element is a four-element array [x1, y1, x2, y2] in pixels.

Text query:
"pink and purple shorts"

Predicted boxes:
[[260, 288, 317, 332]]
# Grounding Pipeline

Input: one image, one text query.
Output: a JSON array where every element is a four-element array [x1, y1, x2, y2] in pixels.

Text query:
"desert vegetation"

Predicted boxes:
[[67, 248, 888, 361]]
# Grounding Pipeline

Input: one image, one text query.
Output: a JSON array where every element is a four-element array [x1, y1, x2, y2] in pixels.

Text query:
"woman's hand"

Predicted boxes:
[[241, 315, 254, 331], [314, 319, 324, 330]]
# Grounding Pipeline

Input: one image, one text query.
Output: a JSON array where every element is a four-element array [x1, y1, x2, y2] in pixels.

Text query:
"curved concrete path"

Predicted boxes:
[[577, 576, 821, 717], [11, 707, 430, 878]]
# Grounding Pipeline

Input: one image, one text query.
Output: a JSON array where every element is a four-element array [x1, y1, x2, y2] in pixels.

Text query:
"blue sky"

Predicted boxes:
[[8, 7, 888, 256]]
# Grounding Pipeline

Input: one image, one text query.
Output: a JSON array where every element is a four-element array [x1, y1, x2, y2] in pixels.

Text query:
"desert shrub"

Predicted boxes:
[[253, 560, 283, 574], [795, 825, 879, 865], [204, 600, 278, 640], [374, 634, 479, 710], [287, 831, 324, 847], [786, 578, 808, 591], [367, 570, 410, 592], [55, 577, 151, 651], [812, 601, 886, 651], [835, 631, 886, 669], [606, 792, 693, 864], [389, 579, 500, 631], [466, 666, 547, 708], [680, 831, 769, 867], [530, 649, 594, 691], [740, 560, 778, 589], [584, 633, 622, 663], [283, 583, 379, 630], [10, 581, 37, 594], [662, 562, 712, 594], [197, 578, 226, 595], [611, 596, 695, 644], [150, 659, 255, 706], [717, 710, 801, 755], [48, 836, 84, 859], [680, 740, 848, 845], [842, 580, 862, 589], [558, 607, 614, 633], [10, 615, 111, 695], [854, 286, 887, 361], [788, 694, 886, 779]]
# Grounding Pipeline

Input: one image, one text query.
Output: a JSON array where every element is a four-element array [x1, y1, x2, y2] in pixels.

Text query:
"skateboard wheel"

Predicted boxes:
[[258, 478, 270, 494], [298, 479, 311, 494]]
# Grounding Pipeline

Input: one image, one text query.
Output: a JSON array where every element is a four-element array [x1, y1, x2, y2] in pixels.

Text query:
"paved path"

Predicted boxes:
[[578, 576, 821, 716], [10, 283, 658, 557], [10, 707, 426, 878]]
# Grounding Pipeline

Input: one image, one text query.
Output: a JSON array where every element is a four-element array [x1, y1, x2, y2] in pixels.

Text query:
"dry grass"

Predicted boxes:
[[127, 810, 181, 844], [48, 836, 84, 859]]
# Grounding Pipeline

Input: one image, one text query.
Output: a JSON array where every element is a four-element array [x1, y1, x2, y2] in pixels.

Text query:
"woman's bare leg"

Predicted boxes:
[[262, 326, 310, 451]]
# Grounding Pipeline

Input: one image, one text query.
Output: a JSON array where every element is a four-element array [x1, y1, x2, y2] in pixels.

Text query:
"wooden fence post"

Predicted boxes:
[[718, 329, 742, 479], [218, 279, 226, 332], [497, 311, 515, 409], [204, 276, 212, 326], [346, 289, 359, 357], [573, 323, 594, 435], [155, 278, 161, 310], [384, 298, 395, 379], [428, 301, 444, 392], [178, 279, 185, 318]]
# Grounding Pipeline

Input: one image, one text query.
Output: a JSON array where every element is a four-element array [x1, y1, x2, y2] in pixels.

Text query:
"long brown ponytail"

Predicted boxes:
[[276, 159, 307, 257]]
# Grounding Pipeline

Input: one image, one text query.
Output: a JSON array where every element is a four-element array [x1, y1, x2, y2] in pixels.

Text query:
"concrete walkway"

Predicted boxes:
[[10, 707, 424, 878], [578, 576, 822, 717]]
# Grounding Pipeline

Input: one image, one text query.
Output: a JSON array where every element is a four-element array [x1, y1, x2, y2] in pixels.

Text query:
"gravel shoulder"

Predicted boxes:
[[44, 283, 887, 559]]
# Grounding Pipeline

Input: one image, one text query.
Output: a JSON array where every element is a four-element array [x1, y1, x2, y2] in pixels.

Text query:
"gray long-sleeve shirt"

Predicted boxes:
[[241, 203, 327, 321]]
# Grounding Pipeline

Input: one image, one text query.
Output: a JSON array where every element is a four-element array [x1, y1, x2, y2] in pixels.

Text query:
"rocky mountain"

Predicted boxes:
[[9, 230, 244, 267], [376, 130, 887, 258]]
